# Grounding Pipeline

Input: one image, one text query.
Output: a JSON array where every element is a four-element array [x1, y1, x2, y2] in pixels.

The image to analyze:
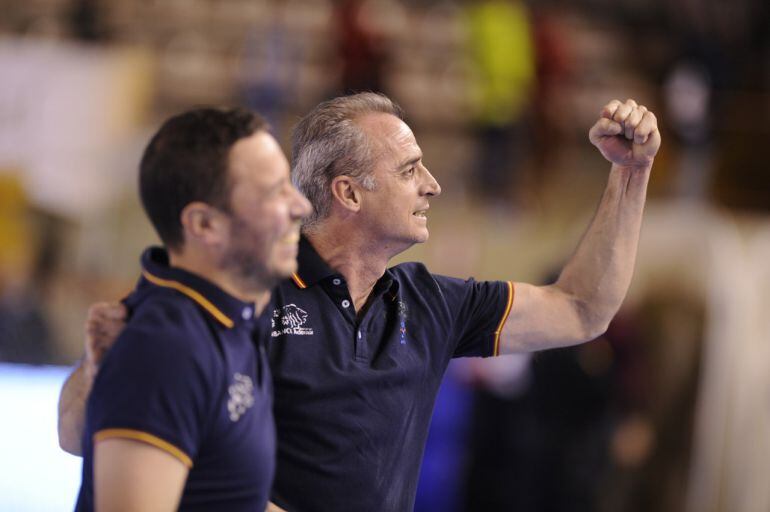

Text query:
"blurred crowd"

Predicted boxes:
[[1, 0, 768, 511]]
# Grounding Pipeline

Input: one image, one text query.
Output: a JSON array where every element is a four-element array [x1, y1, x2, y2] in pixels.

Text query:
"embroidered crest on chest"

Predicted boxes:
[[227, 373, 254, 422], [271, 303, 314, 337]]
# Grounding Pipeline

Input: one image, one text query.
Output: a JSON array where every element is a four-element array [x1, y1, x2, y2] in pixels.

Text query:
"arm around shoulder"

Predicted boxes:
[[58, 362, 94, 455], [58, 302, 128, 455]]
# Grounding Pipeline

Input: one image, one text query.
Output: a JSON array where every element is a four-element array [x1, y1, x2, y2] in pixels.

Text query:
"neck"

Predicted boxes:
[[305, 223, 406, 311], [168, 249, 272, 315]]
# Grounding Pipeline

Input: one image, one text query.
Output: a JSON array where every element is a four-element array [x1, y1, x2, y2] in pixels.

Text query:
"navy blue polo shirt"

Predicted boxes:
[[75, 247, 275, 512], [268, 237, 514, 511]]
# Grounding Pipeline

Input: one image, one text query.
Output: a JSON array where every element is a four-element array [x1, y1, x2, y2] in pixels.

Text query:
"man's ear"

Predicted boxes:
[[330, 175, 362, 213], [179, 202, 228, 247]]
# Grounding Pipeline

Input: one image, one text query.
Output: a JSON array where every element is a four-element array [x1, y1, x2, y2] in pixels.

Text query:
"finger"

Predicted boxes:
[[87, 322, 125, 339], [613, 102, 633, 124], [634, 111, 658, 145], [645, 126, 661, 152], [91, 302, 127, 320], [624, 106, 646, 140], [624, 98, 638, 110], [87, 325, 109, 341], [86, 320, 112, 336], [88, 301, 113, 316], [89, 326, 114, 341], [104, 303, 127, 319], [589, 117, 622, 145], [601, 99, 623, 119]]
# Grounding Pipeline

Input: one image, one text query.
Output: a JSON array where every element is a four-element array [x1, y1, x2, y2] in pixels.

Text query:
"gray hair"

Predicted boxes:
[[291, 92, 404, 229]]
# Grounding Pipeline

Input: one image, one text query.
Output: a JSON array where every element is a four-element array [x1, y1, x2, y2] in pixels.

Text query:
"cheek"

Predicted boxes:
[[249, 204, 286, 233], [232, 213, 273, 247]]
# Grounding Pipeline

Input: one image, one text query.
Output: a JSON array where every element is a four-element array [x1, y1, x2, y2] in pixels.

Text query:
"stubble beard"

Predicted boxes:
[[221, 218, 279, 294]]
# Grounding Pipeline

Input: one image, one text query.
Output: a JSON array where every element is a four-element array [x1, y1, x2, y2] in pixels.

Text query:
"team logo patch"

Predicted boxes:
[[397, 300, 408, 345], [271, 304, 314, 337], [227, 373, 254, 422]]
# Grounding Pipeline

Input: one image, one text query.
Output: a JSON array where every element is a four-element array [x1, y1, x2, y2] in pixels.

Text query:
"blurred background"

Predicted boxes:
[[0, 0, 768, 510]]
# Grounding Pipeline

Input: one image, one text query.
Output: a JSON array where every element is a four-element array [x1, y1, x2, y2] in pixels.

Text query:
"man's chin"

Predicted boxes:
[[413, 228, 430, 244], [272, 258, 298, 280]]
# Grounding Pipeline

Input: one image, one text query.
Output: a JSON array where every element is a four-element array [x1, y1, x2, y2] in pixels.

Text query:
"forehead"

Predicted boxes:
[[227, 131, 289, 186], [356, 113, 420, 166]]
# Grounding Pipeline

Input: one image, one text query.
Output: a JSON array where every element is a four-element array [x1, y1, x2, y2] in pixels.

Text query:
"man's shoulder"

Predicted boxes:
[[101, 289, 222, 381], [389, 261, 432, 280], [389, 262, 451, 300], [390, 262, 468, 290], [124, 288, 212, 346]]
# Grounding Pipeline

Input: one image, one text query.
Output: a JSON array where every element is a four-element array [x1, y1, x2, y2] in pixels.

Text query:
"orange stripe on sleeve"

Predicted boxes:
[[94, 429, 193, 468], [492, 281, 515, 357]]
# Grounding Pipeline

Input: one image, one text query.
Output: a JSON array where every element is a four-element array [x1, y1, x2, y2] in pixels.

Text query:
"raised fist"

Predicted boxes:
[[589, 99, 661, 168]]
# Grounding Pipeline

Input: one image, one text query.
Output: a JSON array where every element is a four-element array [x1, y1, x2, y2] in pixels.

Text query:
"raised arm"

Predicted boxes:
[[57, 302, 127, 455], [500, 99, 660, 353]]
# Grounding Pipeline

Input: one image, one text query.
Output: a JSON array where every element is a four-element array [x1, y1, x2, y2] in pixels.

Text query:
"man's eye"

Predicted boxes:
[[405, 167, 415, 176]]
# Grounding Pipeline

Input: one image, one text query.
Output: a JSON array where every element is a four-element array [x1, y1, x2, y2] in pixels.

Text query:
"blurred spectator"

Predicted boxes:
[[0, 174, 55, 364], [464, 0, 536, 203], [531, 6, 572, 174], [334, 0, 389, 94], [663, 60, 714, 200], [663, 0, 770, 211], [414, 361, 477, 512], [458, 277, 703, 512], [599, 290, 703, 512], [461, 335, 613, 511], [68, 0, 109, 42], [238, 1, 302, 135]]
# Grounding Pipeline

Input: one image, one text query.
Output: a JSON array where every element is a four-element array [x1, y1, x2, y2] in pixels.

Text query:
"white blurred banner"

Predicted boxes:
[[0, 37, 153, 218], [0, 363, 81, 511]]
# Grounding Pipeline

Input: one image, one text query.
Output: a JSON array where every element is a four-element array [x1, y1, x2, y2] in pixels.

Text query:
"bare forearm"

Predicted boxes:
[[555, 162, 651, 337], [499, 99, 659, 354], [57, 361, 93, 455]]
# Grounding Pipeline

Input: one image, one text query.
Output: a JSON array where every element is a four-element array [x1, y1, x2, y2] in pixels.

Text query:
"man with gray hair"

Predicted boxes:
[[60, 92, 660, 511], [290, 92, 395, 227]]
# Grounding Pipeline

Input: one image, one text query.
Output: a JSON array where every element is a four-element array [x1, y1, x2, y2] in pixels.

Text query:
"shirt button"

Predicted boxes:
[[241, 307, 252, 320], [332, 278, 342, 285], [341, 299, 351, 308]]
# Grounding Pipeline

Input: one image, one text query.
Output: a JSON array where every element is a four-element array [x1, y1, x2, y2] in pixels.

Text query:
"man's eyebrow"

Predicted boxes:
[[265, 176, 287, 194], [398, 154, 422, 170]]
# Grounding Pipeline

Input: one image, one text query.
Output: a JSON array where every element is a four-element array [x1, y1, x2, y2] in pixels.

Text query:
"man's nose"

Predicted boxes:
[[293, 188, 313, 219], [421, 167, 441, 197]]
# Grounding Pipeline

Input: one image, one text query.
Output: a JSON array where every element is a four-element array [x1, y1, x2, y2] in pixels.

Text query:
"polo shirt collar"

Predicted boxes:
[[290, 236, 336, 288], [137, 246, 257, 329], [291, 236, 399, 297]]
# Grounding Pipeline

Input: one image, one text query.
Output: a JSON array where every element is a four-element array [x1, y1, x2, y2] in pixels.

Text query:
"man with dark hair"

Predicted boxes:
[[71, 107, 311, 511], [61, 93, 660, 511]]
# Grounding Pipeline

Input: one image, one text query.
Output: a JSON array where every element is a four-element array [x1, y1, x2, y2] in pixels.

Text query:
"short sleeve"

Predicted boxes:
[[87, 299, 217, 467], [433, 275, 514, 358]]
